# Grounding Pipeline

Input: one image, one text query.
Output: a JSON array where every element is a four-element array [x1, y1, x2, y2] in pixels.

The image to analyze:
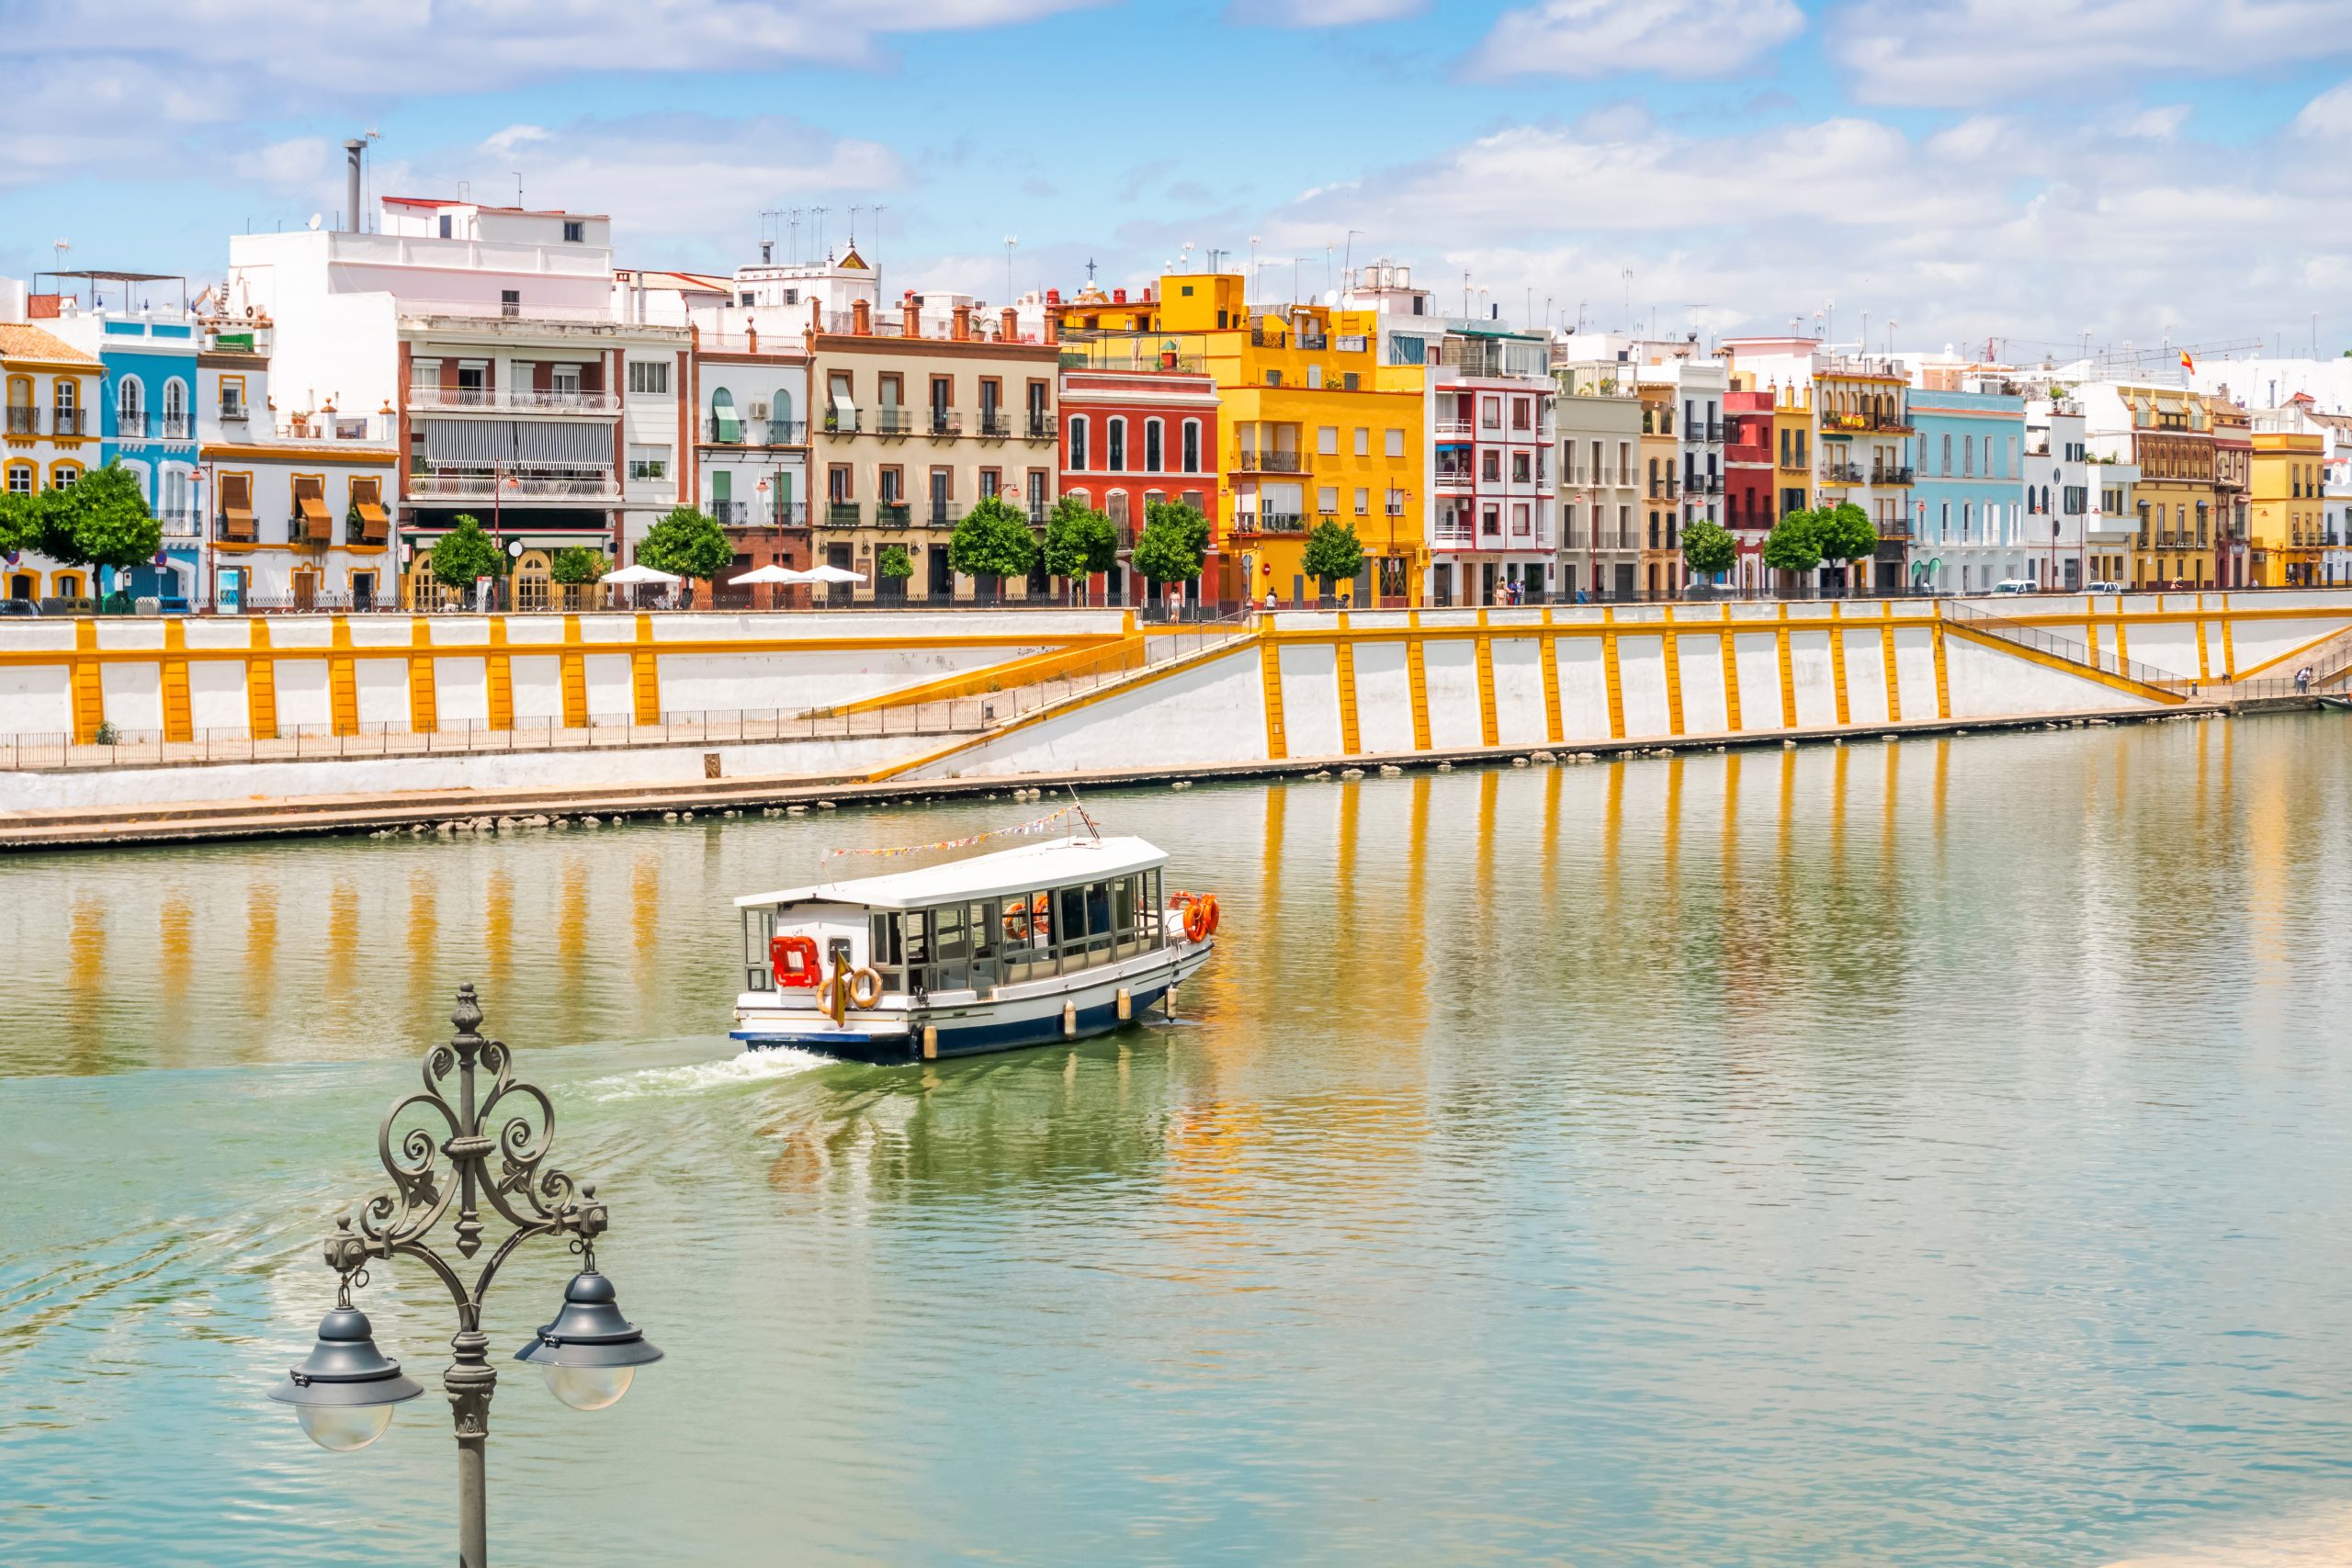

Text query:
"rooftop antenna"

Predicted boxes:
[[514, 171, 523, 208], [872, 206, 886, 299], [52, 237, 69, 275], [848, 204, 861, 247], [1004, 236, 1018, 306], [811, 206, 828, 262], [1250, 236, 1261, 304], [1622, 265, 1633, 332], [786, 208, 801, 265], [1182, 241, 1194, 273], [1344, 228, 1363, 286]]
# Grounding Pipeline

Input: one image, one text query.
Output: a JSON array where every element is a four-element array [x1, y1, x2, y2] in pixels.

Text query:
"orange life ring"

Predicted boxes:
[[1201, 894, 1220, 936], [1183, 900, 1210, 943], [847, 966, 885, 1010], [769, 933, 821, 988]]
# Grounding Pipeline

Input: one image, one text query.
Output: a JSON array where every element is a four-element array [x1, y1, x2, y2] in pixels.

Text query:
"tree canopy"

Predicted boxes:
[[1680, 515, 1736, 578], [56, 464, 160, 572], [1301, 519, 1365, 592], [1131, 497, 1210, 584], [1814, 502, 1879, 566], [636, 505, 732, 581], [947, 493, 1039, 587], [548, 547, 608, 585], [876, 543, 913, 580], [429, 515, 506, 590], [1040, 497, 1119, 584], [1760, 509, 1823, 575]]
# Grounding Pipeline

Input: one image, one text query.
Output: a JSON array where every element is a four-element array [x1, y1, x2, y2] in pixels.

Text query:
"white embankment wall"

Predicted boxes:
[[5, 592, 2352, 813]]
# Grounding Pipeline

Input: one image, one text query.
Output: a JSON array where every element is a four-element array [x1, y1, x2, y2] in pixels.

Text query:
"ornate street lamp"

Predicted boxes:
[[270, 984, 661, 1567]]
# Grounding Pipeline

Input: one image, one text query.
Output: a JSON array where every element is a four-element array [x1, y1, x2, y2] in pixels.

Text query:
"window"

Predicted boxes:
[[1481, 397, 1500, 430], [628, 360, 670, 396], [5, 462, 30, 494], [1482, 504, 1499, 536], [1265, 370, 1282, 388], [1318, 426, 1339, 456], [117, 377, 143, 436], [1617, 441, 1631, 482], [1354, 487, 1370, 514], [1482, 450, 1500, 482], [1107, 418, 1126, 471], [1354, 427, 1370, 456], [1511, 398, 1532, 431], [1318, 485, 1339, 515], [52, 463, 82, 488], [979, 468, 1001, 499], [1069, 415, 1089, 469], [1145, 419, 1164, 473], [1306, 365, 1322, 389], [628, 446, 669, 480], [499, 289, 520, 318], [1385, 428, 1405, 457], [438, 214, 453, 239], [163, 378, 187, 435], [1511, 453, 1532, 483], [828, 465, 852, 502], [1512, 503, 1530, 536], [562, 220, 584, 243], [1182, 420, 1201, 473]]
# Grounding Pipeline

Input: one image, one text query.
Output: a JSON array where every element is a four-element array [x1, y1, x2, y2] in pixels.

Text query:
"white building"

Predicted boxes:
[[226, 197, 692, 605], [2022, 397, 2094, 591]]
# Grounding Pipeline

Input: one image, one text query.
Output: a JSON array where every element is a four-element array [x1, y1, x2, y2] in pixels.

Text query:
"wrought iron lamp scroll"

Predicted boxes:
[[270, 984, 661, 1568]]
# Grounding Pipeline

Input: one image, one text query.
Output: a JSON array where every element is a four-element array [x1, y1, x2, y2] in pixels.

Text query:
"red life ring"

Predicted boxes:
[[1183, 901, 1210, 943], [769, 933, 821, 988], [1201, 894, 1220, 936]]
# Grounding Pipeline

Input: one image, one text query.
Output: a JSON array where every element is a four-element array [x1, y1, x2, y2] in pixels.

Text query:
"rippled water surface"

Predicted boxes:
[[6, 717, 2352, 1565]]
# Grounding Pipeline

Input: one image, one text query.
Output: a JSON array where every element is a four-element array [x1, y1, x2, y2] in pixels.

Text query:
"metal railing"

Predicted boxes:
[[6, 406, 37, 435], [411, 388, 623, 414], [977, 413, 1012, 438], [407, 469, 620, 501], [927, 410, 962, 436], [874, 408, 915, 435], [821, 408, 863, 434], [1941, 600, 2190, 693], [1237, 451, 1307, 473], [51, 409, 86, 436], [876, 502, 910, 529], [1026, 412, 1053, 439], [823, 502, 863, 528]]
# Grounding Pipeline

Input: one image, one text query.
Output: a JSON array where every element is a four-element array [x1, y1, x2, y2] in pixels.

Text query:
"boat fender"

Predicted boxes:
[[1062, 1001, 1077, 1038], [847, 966, 885, 1010], [1116, 988, 1132, 1021], [1201, 894, 1220, 937], [1183, 901, 1211, 943], [922, 1025, 939, 1061], [769, 934, 822, 989]]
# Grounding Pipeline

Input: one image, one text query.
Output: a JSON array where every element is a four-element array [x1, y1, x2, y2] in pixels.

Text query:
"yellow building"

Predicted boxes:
[[1057, 272, 1426, 606], [1635, 384, 1680, 600], [2115, 385, 2214, 589], [2248, 412, 2328, 587], [1770, 386, 1814, 524], [1, 323, 106, 602]]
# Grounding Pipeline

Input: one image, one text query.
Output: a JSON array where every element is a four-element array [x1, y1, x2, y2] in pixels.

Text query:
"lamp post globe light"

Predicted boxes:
[[271, 985, 661, 1568]]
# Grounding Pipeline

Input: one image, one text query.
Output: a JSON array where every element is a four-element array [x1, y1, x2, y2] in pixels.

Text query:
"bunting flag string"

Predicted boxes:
[[820, 803, 1081, 863]]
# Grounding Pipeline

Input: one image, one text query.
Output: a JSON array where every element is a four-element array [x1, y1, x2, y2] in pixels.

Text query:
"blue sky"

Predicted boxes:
[[5, 0, 2351, 358]]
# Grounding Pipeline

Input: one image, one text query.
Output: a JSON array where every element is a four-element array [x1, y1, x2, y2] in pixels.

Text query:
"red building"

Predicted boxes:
[[1724, 388, 1777, 597], [1057, 364, 1220, 606]]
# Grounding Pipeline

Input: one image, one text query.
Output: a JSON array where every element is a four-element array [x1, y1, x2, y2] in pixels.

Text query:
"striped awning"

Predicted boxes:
[[421, 418, 608, 465]]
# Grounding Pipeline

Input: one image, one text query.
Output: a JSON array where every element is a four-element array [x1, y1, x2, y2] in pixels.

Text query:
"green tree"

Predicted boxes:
[[1040, 497, 1119, 594], [1815, 501, 1879, 570], [1760, 508, 1822, 578], [876, 544, 913, 580], [946, 493, 1037, 595], [1680, 515, 1736, 580], [430, 514, 506, 591], [61, 464, 161, 581], [1131, 497, 1210, 586], [636, 504, 732, 584], [548, 547, 608, 585], [1301, 519, 1364, 598]]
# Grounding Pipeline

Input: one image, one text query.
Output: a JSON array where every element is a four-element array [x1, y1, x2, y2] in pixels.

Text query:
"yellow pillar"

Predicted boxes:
[[246, 619, 277, 740], [1538, 610, 1564, 744], [1258, 629, 1288, 760], [1332, 612, 1361, 755], [485, 616, 514, 731], [1473, 610, 1498, 747], [630, 612, 661, 726], [408, 617, 438, 734], [327, 615, 359, 737], [560, 614, 589, 728], [69, 618, 104, 744], [1405, 610, 1431, 750], [160, 619, 193, 743], [1600, 606, 1625, 740]]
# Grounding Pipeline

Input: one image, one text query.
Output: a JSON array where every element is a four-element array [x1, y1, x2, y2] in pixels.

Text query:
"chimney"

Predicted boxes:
[[952, 304, 972, 342], [851, 299, 872, 336], [1113, 288, 1127, 305], [1000, 307, 1018, 342], [1046, 288, 1062, 306], [902, 295, 920, 336], [809, 297, 823, 335], [1044, 310, 1058, 347], [343, 139, 366, 233]]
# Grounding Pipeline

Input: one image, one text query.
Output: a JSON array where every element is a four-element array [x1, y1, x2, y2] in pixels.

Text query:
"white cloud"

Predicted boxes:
[[1470, 0, 1804, 79], [1224, 0, 1425, 24], [1830, 0, 2352, 107], [2295, 79, 2352, 137]]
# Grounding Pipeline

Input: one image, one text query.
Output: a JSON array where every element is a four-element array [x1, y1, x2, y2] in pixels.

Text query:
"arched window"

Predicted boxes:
[[1068, 415, 1089, 470], [710, 387, 739, 443], [1144, 419, 1163, 473], [1182, 419, 1201, 474], [163, 378, 187, 436], [1107, 417, 1126, 472], [4, 460, 32, 495], [52, 461, 83, 489], [117, 376, 143, 437], [770, 387, 794, 438]]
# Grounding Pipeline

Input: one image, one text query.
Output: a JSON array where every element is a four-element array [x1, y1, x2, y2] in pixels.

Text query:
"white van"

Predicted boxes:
[[1990, 579, 2038, 595]]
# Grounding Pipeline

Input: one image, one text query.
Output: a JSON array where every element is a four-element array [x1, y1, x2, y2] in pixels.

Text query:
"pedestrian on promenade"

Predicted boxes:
[[2296, 665, 2313, 694]]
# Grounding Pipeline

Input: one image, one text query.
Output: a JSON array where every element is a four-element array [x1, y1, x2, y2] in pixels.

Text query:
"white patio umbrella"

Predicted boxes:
[[602, 563, 681, 585], [802, 564, 866, 584], [729, 564, 808, 585]]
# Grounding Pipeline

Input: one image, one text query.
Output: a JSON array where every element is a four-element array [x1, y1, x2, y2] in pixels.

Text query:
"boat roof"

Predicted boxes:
[[736, 834, 1167, 912]]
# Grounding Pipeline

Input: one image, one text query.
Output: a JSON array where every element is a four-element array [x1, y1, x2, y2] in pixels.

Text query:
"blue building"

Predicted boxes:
[[1907, 383, 2027, 594], [42, 272, 202, 604]]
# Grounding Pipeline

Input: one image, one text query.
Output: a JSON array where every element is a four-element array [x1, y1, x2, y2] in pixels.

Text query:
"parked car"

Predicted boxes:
[[1990, 579, 2039, 594], [2086, 581, 2126, 595]]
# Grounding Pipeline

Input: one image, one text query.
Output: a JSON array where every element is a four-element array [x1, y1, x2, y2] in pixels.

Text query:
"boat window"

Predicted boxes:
[[1114, 875, 1139, 958], [1144, 870, 1163, 945], [871, 912, 904, 992], [934, 904, 970, 993], [903, 909, 932, 994], [742, 907, 776, 991], [968, 900, 1000, 992], [1003, 890, 1054, 984]]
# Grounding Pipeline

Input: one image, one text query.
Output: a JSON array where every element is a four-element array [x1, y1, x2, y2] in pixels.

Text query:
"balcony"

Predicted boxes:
[[51, 409, 87, 436], [157, 507, 202, 538], [703, 416, 808, 446], [1871, 466, 1915, 486], [824, 502, 863, 529], [1025, 412, 1054, 440], [1877, 520, 1914, 541], [219, 400, 249, 424], [977, 412, 1012, 438], [1436, 418, 1475, 437], [117, 411, 146, 438], [872, 408, 916, 436], [1240, 512, 1306, 535], [929, 503, 956, 527], [875, 501, 911, 529], [928, 411, 962, 437], [409, 387, 622, 415], [215, 514, 258, 544], [6, 405, 36, 435], [158, 416, 191, 440], [406, 467, 620, 502], [1236, 450, 1308, 474], [1821, 461, 1865, 485], [821, 407, 863, 435], [1684, 472, 1723, 495], [714, 500, 811, 528], [1027, 499, 1048, 525]]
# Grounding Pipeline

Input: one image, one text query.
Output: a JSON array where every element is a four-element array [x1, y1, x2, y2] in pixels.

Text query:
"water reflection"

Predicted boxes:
[[4, 722, 2352, 1564]]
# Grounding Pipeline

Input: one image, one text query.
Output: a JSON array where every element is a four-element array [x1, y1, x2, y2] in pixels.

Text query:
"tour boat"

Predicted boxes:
[[730, 832, 1218, 1063]]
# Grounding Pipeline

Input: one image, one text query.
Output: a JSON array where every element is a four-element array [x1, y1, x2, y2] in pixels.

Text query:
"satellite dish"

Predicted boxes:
[[306, 213, 322, 231]]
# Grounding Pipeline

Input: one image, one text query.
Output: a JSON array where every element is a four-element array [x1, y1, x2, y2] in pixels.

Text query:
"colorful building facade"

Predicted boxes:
[[0, 321, 105, 603]]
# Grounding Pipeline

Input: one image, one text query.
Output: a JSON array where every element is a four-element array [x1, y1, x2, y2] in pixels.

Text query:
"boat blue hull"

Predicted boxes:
[[732, 985, 1170, 1065]]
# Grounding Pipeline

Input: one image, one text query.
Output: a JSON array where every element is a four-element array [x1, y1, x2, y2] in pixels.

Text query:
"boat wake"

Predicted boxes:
[[583, 1047, 830, 1101]]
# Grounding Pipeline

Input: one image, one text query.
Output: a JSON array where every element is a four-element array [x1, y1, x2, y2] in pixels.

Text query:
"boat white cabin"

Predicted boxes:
[[731, 834, 1217, 1062]]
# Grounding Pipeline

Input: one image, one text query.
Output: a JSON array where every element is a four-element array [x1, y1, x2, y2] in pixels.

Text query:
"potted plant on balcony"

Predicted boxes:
[[1041, 496, 1117, 604]]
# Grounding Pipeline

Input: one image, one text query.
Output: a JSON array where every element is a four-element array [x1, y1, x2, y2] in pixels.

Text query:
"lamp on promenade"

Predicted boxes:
[[269, 984, 662, 1567]]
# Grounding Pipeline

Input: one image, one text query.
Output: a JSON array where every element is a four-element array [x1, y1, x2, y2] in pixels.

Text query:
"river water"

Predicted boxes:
[[5, 716, 2351, 1566]]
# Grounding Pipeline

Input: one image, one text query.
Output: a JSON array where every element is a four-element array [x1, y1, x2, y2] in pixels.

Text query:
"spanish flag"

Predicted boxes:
[[2179, 349, 2196, 375]]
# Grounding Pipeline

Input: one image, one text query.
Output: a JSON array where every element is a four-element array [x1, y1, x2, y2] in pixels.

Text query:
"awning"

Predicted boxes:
[[356, 501, 390, 525], [297, 493, 332, 539], [715, 409, 741, 443], [420, 418, 608, 465]]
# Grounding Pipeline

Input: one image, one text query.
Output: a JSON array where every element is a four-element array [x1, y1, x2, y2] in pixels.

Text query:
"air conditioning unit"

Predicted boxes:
[[749, 401, 768, 419]]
